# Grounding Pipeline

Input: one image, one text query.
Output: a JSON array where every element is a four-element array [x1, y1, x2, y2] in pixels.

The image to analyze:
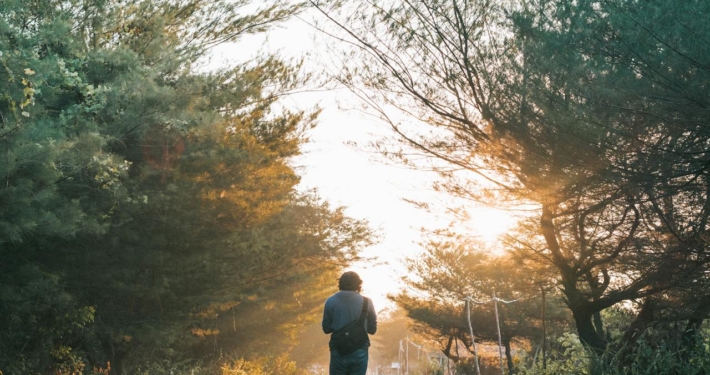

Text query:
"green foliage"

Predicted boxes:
[[321, 0, 710, 355], [393, 229, 570, 373], [0, 0, 373, 373], [129, 354, 309, 375], [518, 333, 589, 375], [219, 355, 309, 375], [428, 361, 445, 375], [0, 266, 97, 375], [518, 333, 710, 375]]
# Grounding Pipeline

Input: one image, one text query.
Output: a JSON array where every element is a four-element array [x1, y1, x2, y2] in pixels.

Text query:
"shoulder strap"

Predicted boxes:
[[358, 297, 369, 324]]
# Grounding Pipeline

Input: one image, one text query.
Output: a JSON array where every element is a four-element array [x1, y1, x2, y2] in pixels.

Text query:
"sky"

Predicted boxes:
[[288, 101, 517, 310], [204, 9, 517, 310]]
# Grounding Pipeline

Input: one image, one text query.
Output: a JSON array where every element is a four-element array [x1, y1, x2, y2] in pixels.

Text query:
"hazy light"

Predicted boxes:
[[469, 207, 516, 247], [205, 13, 521, 310]]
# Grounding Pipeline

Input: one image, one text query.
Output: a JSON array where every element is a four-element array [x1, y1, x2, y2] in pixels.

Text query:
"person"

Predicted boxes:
[[322, 271, 378, 375]]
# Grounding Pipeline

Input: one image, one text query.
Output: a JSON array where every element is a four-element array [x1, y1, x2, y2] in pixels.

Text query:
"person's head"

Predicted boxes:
[[338, 271, 363, 292]]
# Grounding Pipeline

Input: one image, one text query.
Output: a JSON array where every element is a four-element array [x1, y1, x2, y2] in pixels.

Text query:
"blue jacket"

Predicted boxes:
[[322, 291, 378, 350]]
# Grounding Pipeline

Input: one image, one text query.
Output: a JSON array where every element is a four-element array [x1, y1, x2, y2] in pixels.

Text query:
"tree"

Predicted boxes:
[[0, 0, 375, 373], [393, 231, 570, 373], [504, 0, 710, 351], [313, 0, 710, 351]]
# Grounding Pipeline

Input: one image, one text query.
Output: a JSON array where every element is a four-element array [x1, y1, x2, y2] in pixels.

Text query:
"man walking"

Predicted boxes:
[[322, 271, 378, 375]]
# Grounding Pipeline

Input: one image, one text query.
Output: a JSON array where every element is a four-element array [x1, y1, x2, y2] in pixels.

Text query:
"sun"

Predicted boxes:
[[469, 207, 517, 246]]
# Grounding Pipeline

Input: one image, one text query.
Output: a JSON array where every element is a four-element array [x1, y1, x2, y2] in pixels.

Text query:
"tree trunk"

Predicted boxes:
[[618, 298, 655, 365], [681, 297, 710, 354], [621, 298, 654, 349], [572, 309, 606, 352], [593, 311, 605, 340], [683, 317, 703, 346], [504, 339, 515, 375]]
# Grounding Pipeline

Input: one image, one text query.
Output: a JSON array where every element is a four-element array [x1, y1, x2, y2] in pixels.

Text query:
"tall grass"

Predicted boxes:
[[518, 333, 710, 375]]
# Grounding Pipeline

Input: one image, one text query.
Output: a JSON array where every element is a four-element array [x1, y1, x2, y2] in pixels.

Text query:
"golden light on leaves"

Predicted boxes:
[[192, 301, 241, 319], [190, 328, 220, 337], [264, 301, 277, 310]]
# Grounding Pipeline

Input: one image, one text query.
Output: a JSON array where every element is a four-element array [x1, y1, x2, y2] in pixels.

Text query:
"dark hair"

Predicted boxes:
[[338, 271, 362, 292]]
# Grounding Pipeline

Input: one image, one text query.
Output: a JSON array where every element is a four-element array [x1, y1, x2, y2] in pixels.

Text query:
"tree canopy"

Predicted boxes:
[[0, 0, 374, 373], [314, 0, 710, 356], [393, 231, 570, 373]]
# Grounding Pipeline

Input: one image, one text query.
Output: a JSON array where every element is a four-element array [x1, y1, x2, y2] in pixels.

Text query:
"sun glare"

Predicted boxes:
[[469, 207, 517, 246], [345, 263, 404, 312]]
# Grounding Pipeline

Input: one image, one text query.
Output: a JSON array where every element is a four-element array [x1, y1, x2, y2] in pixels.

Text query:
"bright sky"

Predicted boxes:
[[290, 103, 518, 310], [205, 10, 517, 310]]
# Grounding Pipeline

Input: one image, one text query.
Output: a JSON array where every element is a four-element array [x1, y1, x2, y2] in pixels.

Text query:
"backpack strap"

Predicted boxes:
[[358, 297, 369, 324]]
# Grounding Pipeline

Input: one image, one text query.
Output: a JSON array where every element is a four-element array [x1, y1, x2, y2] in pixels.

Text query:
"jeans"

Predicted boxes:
[[329, 348, 368, 375]]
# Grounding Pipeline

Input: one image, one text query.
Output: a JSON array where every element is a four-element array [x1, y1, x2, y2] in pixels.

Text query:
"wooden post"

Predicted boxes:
[[406, 336, 409, 375], [493, 290, 505, 375], [466, 299, 482, 375]]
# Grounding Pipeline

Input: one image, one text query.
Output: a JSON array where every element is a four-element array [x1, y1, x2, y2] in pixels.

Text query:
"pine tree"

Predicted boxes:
[[0, 0, 374, 373]]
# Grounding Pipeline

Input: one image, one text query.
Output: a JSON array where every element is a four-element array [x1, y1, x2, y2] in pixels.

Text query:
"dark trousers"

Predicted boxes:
[[329, 348, 368, 375]]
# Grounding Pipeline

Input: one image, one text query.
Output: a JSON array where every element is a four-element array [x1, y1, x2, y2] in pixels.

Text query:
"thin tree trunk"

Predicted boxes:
[[504, 340, 515, 375]]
